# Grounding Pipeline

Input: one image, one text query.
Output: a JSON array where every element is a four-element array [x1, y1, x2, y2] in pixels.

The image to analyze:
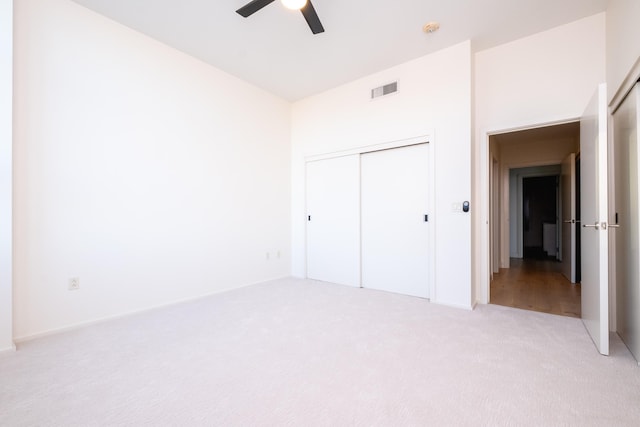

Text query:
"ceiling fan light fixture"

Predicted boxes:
[[281, 0, 307, 10], [237, 0, 323, 34]]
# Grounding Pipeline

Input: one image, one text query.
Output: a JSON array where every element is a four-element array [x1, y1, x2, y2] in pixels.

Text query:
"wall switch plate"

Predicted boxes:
[[69, 277, 80, 291]]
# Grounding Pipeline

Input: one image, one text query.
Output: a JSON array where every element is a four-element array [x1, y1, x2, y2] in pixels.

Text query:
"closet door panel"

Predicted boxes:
[[306, 155, 360, 287], [361, 144, 429, 298]]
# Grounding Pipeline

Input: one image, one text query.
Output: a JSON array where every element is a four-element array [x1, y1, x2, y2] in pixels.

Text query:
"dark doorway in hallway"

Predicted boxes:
[[522, 175, 558, 260]]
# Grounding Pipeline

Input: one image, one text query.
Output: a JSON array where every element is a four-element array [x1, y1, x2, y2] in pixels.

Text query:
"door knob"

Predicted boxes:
[[583, 222, 600, 229]]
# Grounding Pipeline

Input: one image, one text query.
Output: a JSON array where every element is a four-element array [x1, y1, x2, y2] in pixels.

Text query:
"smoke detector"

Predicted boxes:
[[423, 22, 440, 33]]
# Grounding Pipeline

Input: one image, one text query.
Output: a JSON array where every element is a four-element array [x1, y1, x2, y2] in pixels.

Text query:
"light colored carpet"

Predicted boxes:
[[1, 277, 639, 426]]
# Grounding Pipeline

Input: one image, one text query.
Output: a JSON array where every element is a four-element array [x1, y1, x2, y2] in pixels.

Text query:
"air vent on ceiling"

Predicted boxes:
[[371, 81, 398, 99]]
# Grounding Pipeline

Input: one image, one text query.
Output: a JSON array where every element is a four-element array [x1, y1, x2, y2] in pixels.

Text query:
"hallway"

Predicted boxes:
[[490, 258, 581, 318]]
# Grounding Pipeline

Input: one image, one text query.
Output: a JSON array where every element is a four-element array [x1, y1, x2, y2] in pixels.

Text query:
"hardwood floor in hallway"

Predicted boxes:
[[490, 258, 581, 318]]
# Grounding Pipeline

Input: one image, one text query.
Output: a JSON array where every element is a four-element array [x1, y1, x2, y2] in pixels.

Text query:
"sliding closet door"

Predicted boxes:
[[306, 155, 360, 287], [361, 144, 430, 298]]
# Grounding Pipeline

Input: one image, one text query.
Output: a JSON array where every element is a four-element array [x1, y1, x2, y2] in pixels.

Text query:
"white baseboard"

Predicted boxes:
[[0, 343, 17, 353], [14, 275, 291, 344], [432, 299, 475, 311]]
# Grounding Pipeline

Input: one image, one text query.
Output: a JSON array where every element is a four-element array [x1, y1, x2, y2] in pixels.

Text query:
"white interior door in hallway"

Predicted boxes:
[[361, 144, 430, 298], [561, 153, 577, 283]]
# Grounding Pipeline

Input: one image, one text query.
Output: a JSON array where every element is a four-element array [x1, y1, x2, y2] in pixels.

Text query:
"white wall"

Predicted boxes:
[[606, 0, 640, 103], [474, 14, 606, 303], [13, 0, 292, 340], [0, 0, 13, 351], [292, 42, 473, 309], [476, 13, 606, 131]]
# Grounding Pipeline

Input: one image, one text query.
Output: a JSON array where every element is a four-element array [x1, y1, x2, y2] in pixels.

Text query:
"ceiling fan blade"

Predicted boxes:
[[300, 0, 325, 34], [236, 0, 276, 18]]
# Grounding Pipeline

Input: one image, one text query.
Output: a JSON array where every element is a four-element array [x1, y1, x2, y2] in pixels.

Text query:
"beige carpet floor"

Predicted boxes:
[[1, 277, 640, 426]]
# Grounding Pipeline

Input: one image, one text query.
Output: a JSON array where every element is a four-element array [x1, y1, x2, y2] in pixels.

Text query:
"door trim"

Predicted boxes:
[[305, 134, 431, 162], [610, 56, 640, 113], [476, 119, 579, 304]]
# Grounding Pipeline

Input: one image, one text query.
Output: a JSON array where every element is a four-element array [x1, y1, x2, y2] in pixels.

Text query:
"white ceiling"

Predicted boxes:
[[70, 0, 608, 101]]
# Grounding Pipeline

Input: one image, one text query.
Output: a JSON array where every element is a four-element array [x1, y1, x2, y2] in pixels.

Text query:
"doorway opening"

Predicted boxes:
[[523, 175, 558, 259], [488, 122, 581, 318]]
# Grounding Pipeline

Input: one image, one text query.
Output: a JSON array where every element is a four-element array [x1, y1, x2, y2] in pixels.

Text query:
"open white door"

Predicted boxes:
[[561, 153, 577, 282], [580, 83, 609, 355]]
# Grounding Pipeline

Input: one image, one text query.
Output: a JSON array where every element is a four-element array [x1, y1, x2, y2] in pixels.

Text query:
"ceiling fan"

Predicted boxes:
[[236, 0, 325, 34]]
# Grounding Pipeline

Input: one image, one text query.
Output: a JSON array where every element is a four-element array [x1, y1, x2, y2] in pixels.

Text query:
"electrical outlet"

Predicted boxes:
[[266, 252, 270, 260], [68, 277, 80, 291]]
